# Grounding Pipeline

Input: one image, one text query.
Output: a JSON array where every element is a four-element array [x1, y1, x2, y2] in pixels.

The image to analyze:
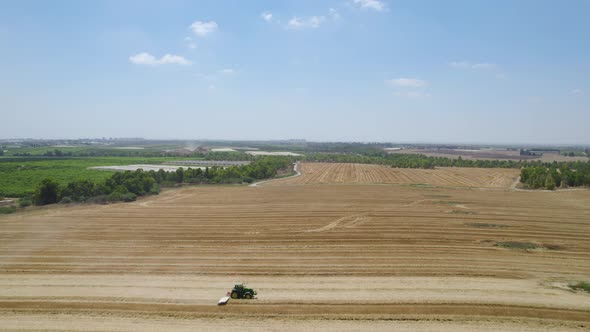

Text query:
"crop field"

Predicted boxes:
[[389, 148, 589, 162], [264, 162, 519, 189], [0, 166, 589, 330], [0, 157, 187, 197], [2, 146, 164, 157]]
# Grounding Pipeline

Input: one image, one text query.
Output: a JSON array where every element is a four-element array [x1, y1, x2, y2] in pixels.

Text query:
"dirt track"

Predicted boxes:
[[1, 166, 589, 330]]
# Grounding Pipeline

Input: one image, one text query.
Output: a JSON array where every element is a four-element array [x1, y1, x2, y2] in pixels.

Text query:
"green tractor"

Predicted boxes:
[[229, 283, 257, 299]]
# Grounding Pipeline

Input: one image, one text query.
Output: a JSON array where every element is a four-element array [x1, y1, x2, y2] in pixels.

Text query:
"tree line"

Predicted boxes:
[[304, 153, 522, 169], [31, 156, 294, 206], [520, 161, 590, 189]]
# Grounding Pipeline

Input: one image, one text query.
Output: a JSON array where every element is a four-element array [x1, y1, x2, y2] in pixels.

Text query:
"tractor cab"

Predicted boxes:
[[229, 283, 257, 299]]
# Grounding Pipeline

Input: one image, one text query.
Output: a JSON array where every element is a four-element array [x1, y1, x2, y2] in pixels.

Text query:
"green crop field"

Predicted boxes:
[[4, 146, 170, 157], [0, 156, 190, 197]]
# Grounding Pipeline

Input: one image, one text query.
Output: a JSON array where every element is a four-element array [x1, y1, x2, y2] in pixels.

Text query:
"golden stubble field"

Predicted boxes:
[[265, 162, 519, 188], [0, 163, 589, 331]]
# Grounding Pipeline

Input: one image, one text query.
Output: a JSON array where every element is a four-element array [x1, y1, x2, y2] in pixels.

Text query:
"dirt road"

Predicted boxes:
[[250, 162, 301, 187]]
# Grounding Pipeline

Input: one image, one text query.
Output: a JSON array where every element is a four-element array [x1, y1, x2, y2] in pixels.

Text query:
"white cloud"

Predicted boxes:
[[190, 21, 218, 37], [353, 0, 386, 11], [571, 89, 583, 95], [129, 52, 191, 66], [159, 54, 191, 65], [329, 8, 341, 21], [261, 11, 273, 22], [184, 36, 197, 49], [387, 78, 428, 88], [287, 16, 325, 29], [129, 53, 158, 65], [219, 68, 234, 74], [450, 61, 496, 69]]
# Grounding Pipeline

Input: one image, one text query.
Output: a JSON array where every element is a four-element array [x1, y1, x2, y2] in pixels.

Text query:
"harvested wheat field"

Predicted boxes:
[[263, 162, 519, 189], [1, 166, 589, 331]]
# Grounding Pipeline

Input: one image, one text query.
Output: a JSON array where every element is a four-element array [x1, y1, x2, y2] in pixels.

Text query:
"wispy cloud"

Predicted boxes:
[[571, 88, 583, 95], [353, 0, 386, 12], [190, 21, 218, 37], [329, 8, 341, 21], [386, 78, 429, 98], [287, 16, 325, 29], [129, 52, 191, 66], [450, 61, 496, 69], [184, 36, 197, 49], [386, 78, 428, 88], [261, 11, 273, 22], [219, 68, 234, 74]]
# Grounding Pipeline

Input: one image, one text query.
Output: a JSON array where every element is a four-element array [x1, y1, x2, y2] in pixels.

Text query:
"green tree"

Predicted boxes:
[[175, 167, 184, 183], [33, 179, 61, 205], [545, 174, 556, 190]]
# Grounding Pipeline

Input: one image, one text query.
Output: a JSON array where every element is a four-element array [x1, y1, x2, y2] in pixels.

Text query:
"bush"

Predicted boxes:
[[33, 178, 60, 205], [86, 195, 109, 204], [160, 180, 178, 186], [59, 196, 73, 204], [149, 184, 160, 195], [0, 195, 4, 201], [108, 191, 137, 202], [242, 177, 255, 184], [545, 175, 556, 190], [120, 193, 137, 202], [570, 281, 590, 293], [18, 197, 32, 208], [495, 241, 542, 250], [216, 177, 242, 184], [0, 206, 17, 214]]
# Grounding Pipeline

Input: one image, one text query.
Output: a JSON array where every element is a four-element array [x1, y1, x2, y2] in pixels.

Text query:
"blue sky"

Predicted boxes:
[[1, 0, 588, 144]]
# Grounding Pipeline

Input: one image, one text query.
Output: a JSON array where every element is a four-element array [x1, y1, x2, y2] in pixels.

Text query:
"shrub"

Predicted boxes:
[[108, 191, 137, 202], [495, 241, 542, 250], [149, 184, 160, 195], [545, 175, 556, 190], [570, 281, 590, 293], [120, 193, 137, 202], [242, 177, 255, 184], [59, 196, 73, 204], [0, 206, 17, 214], [18, 197, 32, 208], [190, 178, 211, 184], [33, 178, 60, 205], [86, 195, 109, 204]]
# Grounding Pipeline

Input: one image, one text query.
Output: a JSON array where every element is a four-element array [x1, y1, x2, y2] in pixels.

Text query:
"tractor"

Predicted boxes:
[[229, 283, 257, 299]]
